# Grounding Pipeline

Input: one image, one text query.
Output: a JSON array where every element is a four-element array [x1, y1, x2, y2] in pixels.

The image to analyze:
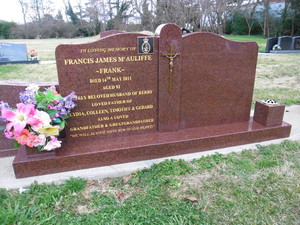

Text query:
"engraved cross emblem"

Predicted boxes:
[[161, 44, 180, 93]]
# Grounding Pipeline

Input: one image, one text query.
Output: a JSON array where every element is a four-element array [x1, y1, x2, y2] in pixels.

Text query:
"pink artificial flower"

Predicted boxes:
[[32, 134, 46, 147], [15, 129, 37, 147], [4, 129, 14, 139], [1, 103, 37, 135], [31, 110, 51, 132], [44, 136, 61, 151]]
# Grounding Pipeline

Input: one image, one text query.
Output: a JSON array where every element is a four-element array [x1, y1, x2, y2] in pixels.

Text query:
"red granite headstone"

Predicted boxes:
[[12, 23, 291, 178], [99, 30, 125, 38]]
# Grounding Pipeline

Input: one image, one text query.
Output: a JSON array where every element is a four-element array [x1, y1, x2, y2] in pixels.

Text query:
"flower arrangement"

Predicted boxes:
[[0, 85, 77, 151], [28, 49, 39, 61]]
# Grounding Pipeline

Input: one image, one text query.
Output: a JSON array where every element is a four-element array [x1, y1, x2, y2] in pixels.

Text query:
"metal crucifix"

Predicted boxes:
[[161, 44, 180, 93]]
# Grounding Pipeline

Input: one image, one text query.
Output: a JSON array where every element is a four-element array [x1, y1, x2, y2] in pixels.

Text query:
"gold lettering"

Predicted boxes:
[[87, 92, 132, 99], [138, 90, 153, 95], [112, 77, 121, 82], [125, 55, 152, 62], [95, 57, 117, 63], [89, 77, 109, 84], [86, 109, 109, 115], [108, 118, 154, 127], [91, 99, 132, 107], [113, 114, 129, 120], [97, 114, 129, 122], [97, 116, 110, 121], [107, 47, 130, 52], [64, 58, 94, 65], [87, 48, 107, 53], [123, 76, 132, 81], [96, 67, 124, 74], [109, 107, 131, 113], [103, 85, 121, 90], [77, 95, 87, 100], [118, 56, 125, 62], [135, 105, 154, 110], [71, 111, 87, 117]]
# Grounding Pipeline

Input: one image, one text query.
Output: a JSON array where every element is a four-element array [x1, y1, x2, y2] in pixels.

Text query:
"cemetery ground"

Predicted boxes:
[[0, 36, 300, 224]]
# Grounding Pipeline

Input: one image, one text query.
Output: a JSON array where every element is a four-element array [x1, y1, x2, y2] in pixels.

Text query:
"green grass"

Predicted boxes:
[[224, 35, 267, 52], [254, 53, 300, 105], [0, 64, 58, 82], [1, 141, 299, 224], [253, 88, 300, 105]]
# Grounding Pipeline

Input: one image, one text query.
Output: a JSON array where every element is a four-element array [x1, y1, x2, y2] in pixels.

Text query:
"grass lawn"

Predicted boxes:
[[1, 141, 299, 224], [224, 35, 267, 52]]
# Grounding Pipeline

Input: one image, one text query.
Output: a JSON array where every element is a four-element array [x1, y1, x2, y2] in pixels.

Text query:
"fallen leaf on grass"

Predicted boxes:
[[117, 191, 126, 200], [255, 189, 264, 194], [86, 180, 96, 187], [28, 199, 35, 205], [123, 175, 131, 183], [291, 208, 299, 214], [186, 196, 198, 202]]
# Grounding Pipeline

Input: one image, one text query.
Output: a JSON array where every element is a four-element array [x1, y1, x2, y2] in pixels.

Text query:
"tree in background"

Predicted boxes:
[[18, 0, 29, 38], [140, 0, 154, 31], [16, 0, 54, 38], [0, 22, 17, 39], [243, 0, 261, 35], [107, 0, 133, 30], [282, 0, 300, 35], [6, 0, 300, 38], [66, 1, 80, 26]]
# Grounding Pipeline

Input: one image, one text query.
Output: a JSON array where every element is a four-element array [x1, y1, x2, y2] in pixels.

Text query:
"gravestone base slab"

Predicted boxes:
[[0, 148, 19, 158], [0, 60, 39, 65], [269, 50, 300, 54], [13, 118, 291, 178]]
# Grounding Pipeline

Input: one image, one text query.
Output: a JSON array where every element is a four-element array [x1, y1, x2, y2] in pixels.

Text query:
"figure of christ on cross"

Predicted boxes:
[[161, 44, 180, 93]]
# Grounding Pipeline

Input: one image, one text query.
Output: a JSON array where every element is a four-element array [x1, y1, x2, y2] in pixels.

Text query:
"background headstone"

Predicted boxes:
[[292, 36, 300, 50], [265, 37, 278, 52], [0, 43, 27, 62], [278, 36, 293, 50]]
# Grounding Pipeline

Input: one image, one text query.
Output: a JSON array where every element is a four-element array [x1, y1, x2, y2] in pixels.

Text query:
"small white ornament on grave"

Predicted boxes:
[[262, 99, 279, 105]]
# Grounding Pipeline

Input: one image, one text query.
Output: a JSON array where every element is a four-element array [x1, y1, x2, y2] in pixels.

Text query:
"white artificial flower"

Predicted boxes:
[[25, 84, 39, 92], [31, 110, 52, 132], [44, 136, 61, 151], [32, 134, 46, 147]]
